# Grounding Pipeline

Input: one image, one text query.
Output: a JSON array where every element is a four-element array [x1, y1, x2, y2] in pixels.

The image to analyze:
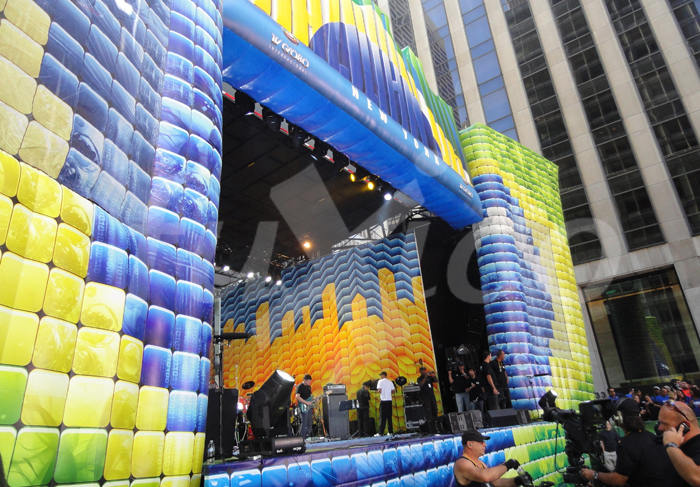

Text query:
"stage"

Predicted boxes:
[[203, 423, 567, 487]]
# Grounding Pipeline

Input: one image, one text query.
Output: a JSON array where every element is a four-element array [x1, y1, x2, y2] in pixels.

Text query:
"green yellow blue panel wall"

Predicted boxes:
[[220, 233, 443, 431], [462, 123, 594, 411], [0, 0, 223, 481]]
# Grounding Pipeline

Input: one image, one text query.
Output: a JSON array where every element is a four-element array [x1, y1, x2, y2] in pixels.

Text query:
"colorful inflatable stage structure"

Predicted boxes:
[[0, 0, 594, 483]]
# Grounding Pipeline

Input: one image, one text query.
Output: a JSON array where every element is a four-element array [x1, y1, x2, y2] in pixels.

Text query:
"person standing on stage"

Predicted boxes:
[[480, 350, 500, 411], [295, 374, 314, 439], [492, 349, 512, 409], [357, 381, 371, 437], [468, 367, 482, 413], [376, 371, 395, 436], [418, 366, 439, 433], [449, 363, 472, 413]]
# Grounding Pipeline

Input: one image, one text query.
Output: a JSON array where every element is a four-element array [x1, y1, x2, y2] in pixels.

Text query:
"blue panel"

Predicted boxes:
[[331, 455, 355, 485], [112, 80, 137, 124], [147, 236, 177, 276], [87, 242, 128, 288], [230, 470, 261, 487], [115, 52, 140, 97], [205, 474, 229, 487], [197, 392, 208, 431], [120, 26, 145, 69], [122, 293, 148, 341], [311, 458, 333, 487], [91, 172, 126, 216], [143, 51, 165, 93], [149, 268, 177, 311], [77, 82, 109, 131], [286, 461, 312, 487], [139, 78, 162, 118], [87, 24, 118, 73], [127, 255, 149, 301], [170, 352, 200, 392], [163, 74, 193, 106], [107, 108, 134, 156], [176, 280, 203, 318], [167, 390, 197, 431], [145, 305, 175, 348], [82, 53, 113, 102], [57, 147, 100, 195], [141, 344, 172, 388], [260, 465, 288, 487], [92, 0, 122, 44], [166, 52, 195, 85], [157, 121, 190, 156], [136, 103, 160, 145], [39, 54, 79, 106], [367, 450, 384, 478], [128, 161, 151, 204], [173, 315, 202, 354], [46, 22, 85, 76], [52, 0, 91, 43]]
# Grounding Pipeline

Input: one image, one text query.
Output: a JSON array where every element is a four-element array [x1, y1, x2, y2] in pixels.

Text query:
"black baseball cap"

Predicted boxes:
[[461, 430, 490, 444]]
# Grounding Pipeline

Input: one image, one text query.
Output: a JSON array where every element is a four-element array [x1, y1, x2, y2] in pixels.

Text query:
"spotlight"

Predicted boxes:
[[365, 178, 374, 190], [276, 280, 282, 286], [384, 192, 392, 201], [265, 276, 272, 283], [246, 370, 296, 438], [539, 390, 558, 410], [350, 173, 356, 182], [288, 124, 308, 150], [222, 265, 230, 272], [234, 90, 256, 115], [311, 140, 328, 160], [247, 272, 254, 279], [262, 107, 282, 132], [302, 241, 311, 249]]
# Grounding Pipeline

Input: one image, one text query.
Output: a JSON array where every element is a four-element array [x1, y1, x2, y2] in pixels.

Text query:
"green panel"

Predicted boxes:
[[54, 429, 108, 483], [0, 365, 27, 424], [7, 427, 60, 487], [0, 426, 17, 469]]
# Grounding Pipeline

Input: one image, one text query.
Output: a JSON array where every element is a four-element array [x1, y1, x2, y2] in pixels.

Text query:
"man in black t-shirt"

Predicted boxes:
[[491, 349, 511, 409], [418, 366, 438, 433], [599, 420, 620, 472], [449, 363, 471, 413], [658, 399, 700, 486], [467, 368, 482, 413], [295, 374, 314, 438], [356, 381, 371, 437], [581, 400, 674, 486], [479, 350, 499, 411]]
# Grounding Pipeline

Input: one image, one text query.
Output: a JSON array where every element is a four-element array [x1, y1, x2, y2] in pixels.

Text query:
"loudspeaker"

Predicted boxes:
[[516, 410, 531, 425], [239, 436, 306, 457], [405, 404, 426, 429], [447, 412, 474, 433], [322, 394, 350, 439], [465, 410, 483, 429], [488, 408, 519, 427], [204, 388, 239, 458]]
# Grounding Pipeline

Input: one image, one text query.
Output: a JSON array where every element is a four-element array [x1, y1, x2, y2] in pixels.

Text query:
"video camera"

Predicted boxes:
[[542, 399, 616, 486]]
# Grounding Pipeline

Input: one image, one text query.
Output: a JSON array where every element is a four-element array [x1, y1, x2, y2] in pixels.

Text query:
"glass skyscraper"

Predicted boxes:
[[378, 0, 700, 389]]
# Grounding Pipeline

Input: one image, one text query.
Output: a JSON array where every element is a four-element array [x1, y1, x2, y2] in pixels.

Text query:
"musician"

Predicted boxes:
[[295, 374, 314, 438], [357, 381, 371, 437], [377, 371, 395, 436]]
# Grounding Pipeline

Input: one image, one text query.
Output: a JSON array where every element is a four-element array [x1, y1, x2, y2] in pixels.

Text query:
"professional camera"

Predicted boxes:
[[541, 394, 616, 486]]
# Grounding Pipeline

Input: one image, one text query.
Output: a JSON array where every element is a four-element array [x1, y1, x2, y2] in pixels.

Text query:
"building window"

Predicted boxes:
[[584, 268, 700, 384], [387, 0, 418, 53]]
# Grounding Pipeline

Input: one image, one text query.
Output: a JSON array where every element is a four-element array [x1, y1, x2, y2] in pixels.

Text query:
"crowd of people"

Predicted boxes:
[[607, 379, 700, 421]]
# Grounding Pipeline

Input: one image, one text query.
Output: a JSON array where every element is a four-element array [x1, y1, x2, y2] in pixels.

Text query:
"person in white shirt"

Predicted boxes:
[[376, 371, 395, 436]]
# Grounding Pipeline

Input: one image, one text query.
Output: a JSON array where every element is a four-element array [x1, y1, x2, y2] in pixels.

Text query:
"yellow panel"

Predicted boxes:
[[132, 432, 165, 478], [20, 368, 69, 426], [0, 20, 43, 76], [53, 223, 91, 277], [0, 99, 29, 155], [18, 120, 69, 179], [43, 267, 85, 323], [0, 150, 20, 197], [3, 0, 50, 44], [291, 0, 308, 45], [73, 327, 120, 377], [274, 0, 292, 32], [63, 375, 115, 427], [61, 186, 93, 236], [0, 194, 10, 245], [135, 386, 169, 431], [104, 429, 134, 480], [110, 380, 139, 429], [117, 335, 143, 383], [253, 0, 271, 15], [161, 477, 189, 487], [5, 203, 58, 262], [0, 54, 36, 114], [80, 282, 126, 331], [32, 85, 73, 140], [0, 303, 39, 365], [307, 0, 322, 38], [162, 432, 194, 476], [0, 251, 49, 312], [32, 315, 77, 372], [17, 162, 62, 217], [191, 433, 206, 474]]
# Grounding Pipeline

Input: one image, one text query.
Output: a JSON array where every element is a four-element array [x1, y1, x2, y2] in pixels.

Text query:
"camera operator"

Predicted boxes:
[[454, 430, 526, 486], [449, 363, 474, 413], [659, 399, 700, 486], [581, 399, 673, 486]]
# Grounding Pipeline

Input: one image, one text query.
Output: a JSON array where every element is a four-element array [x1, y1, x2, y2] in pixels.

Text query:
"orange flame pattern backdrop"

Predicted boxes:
[[219, 233, 442, 430]]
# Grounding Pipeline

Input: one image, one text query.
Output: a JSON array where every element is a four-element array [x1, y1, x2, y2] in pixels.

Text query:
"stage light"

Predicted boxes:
[[222, 265, 230, 272], [367, 179, 374, 190], [234, 91, 256, 115], [302, 241, 311, 249], [246, 370, 296, 438], [310, 140, 328, 160], [288, 124, 308, 150], [276, 280, 282, 286], [384, 192, 392, 201], [265, 276, 272, 282], [350, 173, 356, 182], [262, 107, 282, 132], [539, 390, 558, 410], [247, 272, 254, 279]]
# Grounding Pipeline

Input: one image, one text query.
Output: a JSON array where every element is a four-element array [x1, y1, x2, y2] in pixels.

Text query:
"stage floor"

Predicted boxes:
[[203, 424, 567, 487]]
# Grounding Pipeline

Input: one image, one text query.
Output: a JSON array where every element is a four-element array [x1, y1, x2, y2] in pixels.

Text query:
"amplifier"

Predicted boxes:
[[403, 384, 420, 394], [405, 404, 425, 429], [323, 383, 346, 395], [238, 436, 306, 457]]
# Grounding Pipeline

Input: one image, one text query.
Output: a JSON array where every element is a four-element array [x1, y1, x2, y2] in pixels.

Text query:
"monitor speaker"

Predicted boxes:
[[465, 410, 483, 429], [516, 409, 531, 425], [488, 408, 519, 427], [205, 388, 239, 458], [447, 412, 474, 433]]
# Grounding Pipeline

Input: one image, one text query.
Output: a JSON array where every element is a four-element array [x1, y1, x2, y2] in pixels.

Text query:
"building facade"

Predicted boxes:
[[378, 0, 700, 390]]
